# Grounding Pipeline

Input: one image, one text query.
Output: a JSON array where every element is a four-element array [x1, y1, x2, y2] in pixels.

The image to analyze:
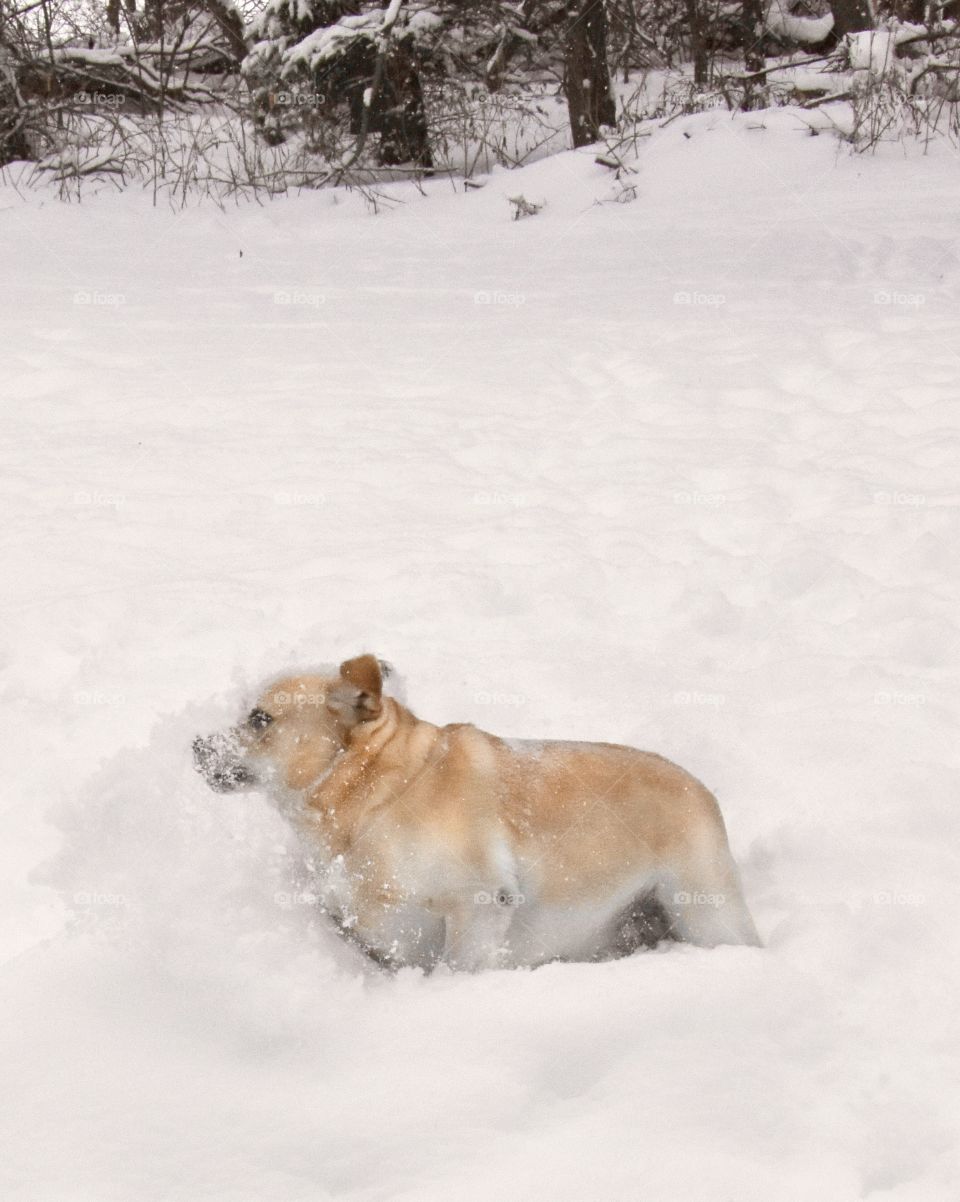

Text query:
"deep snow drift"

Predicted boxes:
[[2, 109, 959, 1201]]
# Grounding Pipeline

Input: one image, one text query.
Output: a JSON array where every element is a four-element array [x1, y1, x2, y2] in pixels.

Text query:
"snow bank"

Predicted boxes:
[[764, 0, 834, 47], [847, 30, 898, 73], [1, 114, 958, 1200]]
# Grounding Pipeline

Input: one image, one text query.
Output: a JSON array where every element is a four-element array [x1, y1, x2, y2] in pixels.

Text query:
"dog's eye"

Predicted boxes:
[[248, 708, 273, 731]]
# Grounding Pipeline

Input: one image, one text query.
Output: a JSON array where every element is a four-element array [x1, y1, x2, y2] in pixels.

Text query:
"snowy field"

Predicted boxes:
[[2, 108, 959, 1201]]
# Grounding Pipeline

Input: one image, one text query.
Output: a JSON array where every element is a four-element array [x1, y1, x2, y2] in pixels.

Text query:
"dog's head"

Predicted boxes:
[[193, 654, 388, 794]]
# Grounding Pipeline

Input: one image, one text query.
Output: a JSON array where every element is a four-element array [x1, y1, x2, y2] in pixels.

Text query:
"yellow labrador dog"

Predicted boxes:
[[193, 655, 760, 970]]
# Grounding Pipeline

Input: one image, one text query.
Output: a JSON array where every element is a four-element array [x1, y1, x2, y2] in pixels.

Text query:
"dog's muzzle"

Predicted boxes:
[[193, 732, 254, 793]]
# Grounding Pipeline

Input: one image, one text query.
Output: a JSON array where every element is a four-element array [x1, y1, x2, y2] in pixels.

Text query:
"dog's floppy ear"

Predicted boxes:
[[330, 654, 384, 723]]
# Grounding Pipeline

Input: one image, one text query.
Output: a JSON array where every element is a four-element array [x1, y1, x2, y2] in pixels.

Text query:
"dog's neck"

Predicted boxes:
[[300, 698, 444, 855]]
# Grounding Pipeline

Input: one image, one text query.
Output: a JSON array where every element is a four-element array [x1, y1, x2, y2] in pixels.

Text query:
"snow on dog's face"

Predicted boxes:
[[193, 655, 385, 794]]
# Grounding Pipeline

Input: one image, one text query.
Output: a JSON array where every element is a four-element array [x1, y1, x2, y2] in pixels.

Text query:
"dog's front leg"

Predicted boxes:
[[341, 894, 443, 971], [441, 894, 514, 972]]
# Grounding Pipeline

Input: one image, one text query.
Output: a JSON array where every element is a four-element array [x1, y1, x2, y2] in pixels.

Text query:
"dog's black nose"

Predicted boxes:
[[192, 736, 210, 769]]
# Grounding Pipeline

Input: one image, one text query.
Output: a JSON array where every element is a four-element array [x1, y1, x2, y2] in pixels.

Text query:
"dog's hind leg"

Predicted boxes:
[[660, 853, 761, 948], [605, 888, 676, 957]]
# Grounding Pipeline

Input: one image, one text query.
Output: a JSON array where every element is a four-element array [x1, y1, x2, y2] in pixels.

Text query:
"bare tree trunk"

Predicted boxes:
[[563, 0, 616, 148], [200, 0, 247, 67], [0, 71, 31, 167], [377, 42, 431, 166], [685, 0, 708, 85], [340, 1, 432, 170], [741, 0, 765, 107], [829, 0, 874, 39]]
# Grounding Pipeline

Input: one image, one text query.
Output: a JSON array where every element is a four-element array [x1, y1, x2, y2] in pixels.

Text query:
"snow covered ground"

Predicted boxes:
[[2, 108, 959, 1201]]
